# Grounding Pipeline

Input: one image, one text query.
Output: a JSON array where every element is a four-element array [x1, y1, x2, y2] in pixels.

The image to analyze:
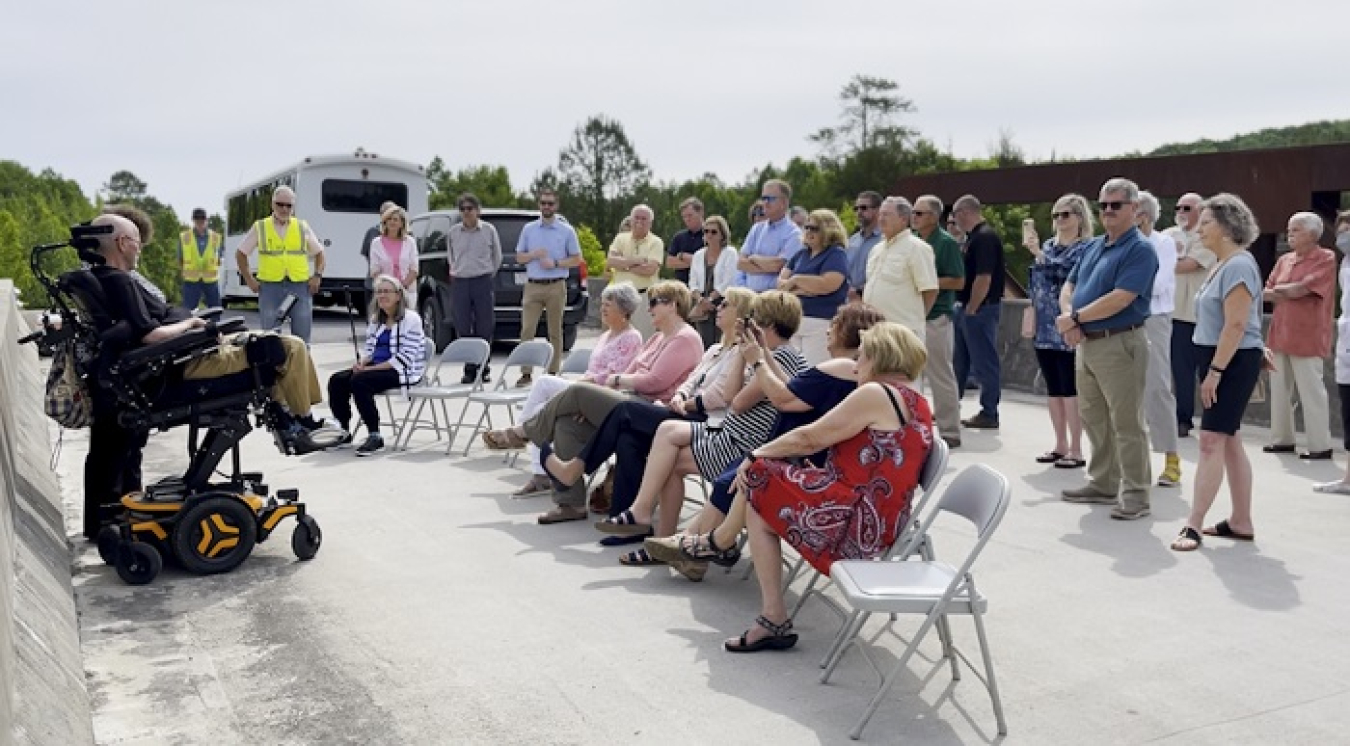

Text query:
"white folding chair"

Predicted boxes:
[[458, 340, 555, 456], [393, 338, 490, 451], [820, 464, 1011, 741], [788, 437, 950, 621], [371, 338, 435, 446]]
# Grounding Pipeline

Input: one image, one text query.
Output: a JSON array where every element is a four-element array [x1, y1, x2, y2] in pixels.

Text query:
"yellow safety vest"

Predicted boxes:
[[180, 229, 221, 282], [255, 218, 312, 282]]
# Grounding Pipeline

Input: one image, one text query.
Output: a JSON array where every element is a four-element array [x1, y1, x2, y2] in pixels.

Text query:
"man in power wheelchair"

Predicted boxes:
[[28, 214, 330, 584]]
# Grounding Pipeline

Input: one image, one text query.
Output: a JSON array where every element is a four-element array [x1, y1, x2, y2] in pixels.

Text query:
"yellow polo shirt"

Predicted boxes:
[[608, 231, 666, 290], [863, 229, 939, 339]]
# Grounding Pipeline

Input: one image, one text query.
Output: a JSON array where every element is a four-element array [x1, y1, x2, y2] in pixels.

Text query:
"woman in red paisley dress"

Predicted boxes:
[[724, 322, 933, 653]]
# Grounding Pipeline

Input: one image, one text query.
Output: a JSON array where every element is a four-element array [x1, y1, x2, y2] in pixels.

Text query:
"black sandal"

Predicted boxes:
[[618, 548, 664, 566], [595, 510, 653, 536], [725, 616, 798, 653], [1170, 526, 1203, 552], [679, 531, 741, 567]]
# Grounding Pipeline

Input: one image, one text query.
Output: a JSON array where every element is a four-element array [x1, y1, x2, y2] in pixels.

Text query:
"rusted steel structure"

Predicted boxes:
[[895, 143, 1350, 277]]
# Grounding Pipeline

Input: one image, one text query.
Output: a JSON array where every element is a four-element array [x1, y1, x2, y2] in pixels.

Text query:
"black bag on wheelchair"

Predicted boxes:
[[44, 336, 95, 428]]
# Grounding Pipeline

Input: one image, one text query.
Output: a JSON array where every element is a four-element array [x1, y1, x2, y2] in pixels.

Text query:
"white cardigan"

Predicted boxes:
[[363, 309, 427, 388], [688, 245, 739, 296], [369, 235, 419, 305]]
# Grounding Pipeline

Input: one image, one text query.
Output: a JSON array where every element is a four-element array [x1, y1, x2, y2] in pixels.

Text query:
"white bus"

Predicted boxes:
[[221, 150, 428, 308]]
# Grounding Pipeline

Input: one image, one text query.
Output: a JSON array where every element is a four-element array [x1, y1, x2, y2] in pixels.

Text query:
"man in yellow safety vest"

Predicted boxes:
[[233, 185, 326, 343], [181, 207, 223, 310]]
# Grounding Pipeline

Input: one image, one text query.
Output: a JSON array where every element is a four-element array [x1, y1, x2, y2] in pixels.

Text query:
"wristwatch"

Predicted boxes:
[[1070, 310, 1081, 326], [752, 360, 764, 371]]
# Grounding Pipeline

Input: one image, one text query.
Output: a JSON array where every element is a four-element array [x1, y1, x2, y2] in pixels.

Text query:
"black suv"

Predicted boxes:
[[410, 208, 589, 352]]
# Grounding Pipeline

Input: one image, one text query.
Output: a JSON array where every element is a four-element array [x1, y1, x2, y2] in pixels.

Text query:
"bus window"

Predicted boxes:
[[321, 180, 410, 214]]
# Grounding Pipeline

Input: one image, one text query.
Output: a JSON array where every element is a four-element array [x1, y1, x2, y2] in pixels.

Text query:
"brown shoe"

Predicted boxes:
[[512, 475, 552, 498], [669, 559, 708, 582], [961, 413, 1000, 429], [588, 470, 615, 514], [1061, 485, 1117, 504], [537, 505, 588, 524]]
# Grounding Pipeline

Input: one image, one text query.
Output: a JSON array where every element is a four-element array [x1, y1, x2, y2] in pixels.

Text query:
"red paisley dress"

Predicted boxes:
[[745, 384, 933, 575]]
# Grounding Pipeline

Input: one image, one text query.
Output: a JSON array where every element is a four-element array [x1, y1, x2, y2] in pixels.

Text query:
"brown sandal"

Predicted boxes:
[[482, 428, 528, 450]]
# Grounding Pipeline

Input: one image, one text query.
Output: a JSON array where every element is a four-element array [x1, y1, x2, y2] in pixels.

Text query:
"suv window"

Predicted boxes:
[[425, 215, 452, 255], [483, 216, 531, 260]]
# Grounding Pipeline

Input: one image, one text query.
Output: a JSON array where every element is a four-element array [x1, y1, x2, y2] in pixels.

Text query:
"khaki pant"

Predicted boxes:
[[1076, 327, 1151, 508], [520, 382, 631, 507], [183, 334, 322, 416], [1270, 352, 1331, 452], [791, 316, 832, 366], [924, 315, 961, 439], [520, 280, 566, 375], [1143, 314, 1178, 453]]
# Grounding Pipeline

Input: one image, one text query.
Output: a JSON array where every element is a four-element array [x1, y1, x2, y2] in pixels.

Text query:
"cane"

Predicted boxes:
[[343, 287, 361, 362]]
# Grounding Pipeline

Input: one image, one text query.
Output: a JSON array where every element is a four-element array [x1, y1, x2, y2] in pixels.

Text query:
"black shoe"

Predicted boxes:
[[481, 365, 491, 383], [461, 364, 479, 385], [356, 434, 385, 456], [1263, 444, 1296, 454], [1300, 449, 1333, 460], [961, 413, 1000, 429], [1178, 423, 1192, 438], [298, 414, 326, 431]]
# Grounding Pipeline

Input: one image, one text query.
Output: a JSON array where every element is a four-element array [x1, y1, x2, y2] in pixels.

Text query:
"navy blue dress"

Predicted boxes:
[[707, 366, 857, 513]]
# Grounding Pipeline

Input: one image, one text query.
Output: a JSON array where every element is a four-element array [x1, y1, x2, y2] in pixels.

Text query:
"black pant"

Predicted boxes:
[[327, 368, 401, 433], [1171, 320, 1204, 426], [451, 275, 495, 342], [83, 415, 148, 539], [578, 400, 680, 516]]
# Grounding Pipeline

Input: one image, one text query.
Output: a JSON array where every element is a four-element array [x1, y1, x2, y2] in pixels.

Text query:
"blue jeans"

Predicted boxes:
[[181, 281, 221, 311], [954, 302, 1001, 420], [259, 280, 313, 344]]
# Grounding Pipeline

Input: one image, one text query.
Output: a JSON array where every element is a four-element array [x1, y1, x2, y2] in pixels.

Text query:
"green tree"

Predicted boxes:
[[555, 115, 652, 247], [100, 169, 183, 302], [426, 159, 519, 209], [0, 161, 96, 304], [810, 75, 917, 160], [575, 225, 606, 280]]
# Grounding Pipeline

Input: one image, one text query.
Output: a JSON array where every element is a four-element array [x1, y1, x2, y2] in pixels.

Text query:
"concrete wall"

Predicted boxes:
[[1, 281, 94, 746], [997, 299, 1340, 435]]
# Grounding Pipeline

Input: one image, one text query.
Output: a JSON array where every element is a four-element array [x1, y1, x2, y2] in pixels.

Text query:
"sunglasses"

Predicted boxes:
[[458, 204, 477, 211], [803, 224, 821, 232], [759, 194, 780, 203], [1052, 211, 1075, 220], [1175, 205, 1194, 212], [1098, 200, 1129, 212], [648, 296, 672, 309], [702, 228, 721, 235], [912, 209, 932, 216], [538, 200, 556, 207], [854, 204, 873, 211], [274, 202, 293, 208]]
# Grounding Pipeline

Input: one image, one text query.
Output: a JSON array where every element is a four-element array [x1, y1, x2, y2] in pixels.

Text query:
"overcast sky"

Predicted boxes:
[[4, 0, 1346, 220]]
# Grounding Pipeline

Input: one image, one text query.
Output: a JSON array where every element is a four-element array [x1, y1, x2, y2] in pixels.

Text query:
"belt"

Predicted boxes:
[[1082, 322, 1143, 340], [527, 278, 564, 284]]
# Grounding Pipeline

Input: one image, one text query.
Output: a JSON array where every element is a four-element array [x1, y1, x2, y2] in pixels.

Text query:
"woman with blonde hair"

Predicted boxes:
[[369, 204, 419, 306], [1023, 193, 1094, 468], [327, 275, 427, 456], [778, 208, 850, 364], [689, 215, 740, 347]]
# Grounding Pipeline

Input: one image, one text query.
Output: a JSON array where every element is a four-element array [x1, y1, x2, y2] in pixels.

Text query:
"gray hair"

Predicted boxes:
[[952, 194, 982, 213], [916, 194, 943, 215], [1052, 193, 1097, 242], [1289, 211, 1324, 237], [882, 196, 914, 221], [630, 204, 654, 221], [274, 185, 296, 202], [790, 205, 810, 220], [1100, 177, 1140, 202], [600, 282, 642, 319], [1200, 193, 1260, 248], [370, 274, 408, 324], [678, 196, 704, 214], [1137, 191, 1161, 226], [763, 178, 792, 203]]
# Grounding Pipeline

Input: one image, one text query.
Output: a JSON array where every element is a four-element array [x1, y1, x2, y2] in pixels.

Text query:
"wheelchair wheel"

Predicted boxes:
[[97, 525, 121, 565], [114, 541, 162, 585], [291, 515, 322, 560], [171, 495, 258, 576]]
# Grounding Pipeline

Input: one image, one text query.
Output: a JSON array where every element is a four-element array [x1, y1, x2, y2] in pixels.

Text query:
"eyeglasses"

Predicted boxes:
[[648, 296, 672, 309], [374, 289, 400, 295], [1175, 205, 1194, 212], [702, 228, 721, 235], [273, 202, 293, 209], [1052, 211, 1075, 220], [803, 224, 821, 232], [1098, 200, 1128, 212], [538, 200, 556, 207], [759, 194, 780, 203], [912, 210, 932, 216], [854, 204, 874, 211], [458, 204, 477, 211]]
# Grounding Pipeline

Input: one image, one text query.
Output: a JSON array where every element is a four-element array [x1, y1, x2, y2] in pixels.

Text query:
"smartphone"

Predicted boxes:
[[1022, 219, 1038, 247]]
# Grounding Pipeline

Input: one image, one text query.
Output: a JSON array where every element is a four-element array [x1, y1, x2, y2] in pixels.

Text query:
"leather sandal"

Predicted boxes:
[[725, 616, 798, 653], [679, 531, 741, 567], [482, 428, 528, 450]]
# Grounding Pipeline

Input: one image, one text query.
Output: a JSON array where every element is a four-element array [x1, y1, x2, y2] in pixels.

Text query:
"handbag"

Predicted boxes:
[[44, 338, 94, 429]]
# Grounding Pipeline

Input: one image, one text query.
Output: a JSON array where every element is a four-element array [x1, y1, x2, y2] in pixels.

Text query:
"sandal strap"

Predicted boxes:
[[623, 548, 653, 563], [755, 615, 793, 637], [607, 510, 636, 526]]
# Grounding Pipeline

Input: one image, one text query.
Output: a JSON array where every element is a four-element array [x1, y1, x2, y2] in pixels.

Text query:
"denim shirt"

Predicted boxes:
[[1028, 238, 1090, 351]]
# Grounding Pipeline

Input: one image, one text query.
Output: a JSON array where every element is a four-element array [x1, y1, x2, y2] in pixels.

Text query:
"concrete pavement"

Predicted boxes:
[[63, 327, 1350, 745]]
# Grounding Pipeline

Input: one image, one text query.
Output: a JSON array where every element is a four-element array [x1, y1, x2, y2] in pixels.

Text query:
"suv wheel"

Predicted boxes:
[[563, 324, 577, 352], [421, 298, 453, 353]]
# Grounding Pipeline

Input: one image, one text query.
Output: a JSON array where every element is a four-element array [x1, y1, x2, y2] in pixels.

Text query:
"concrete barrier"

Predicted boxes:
[[1, 280, 94, 746]]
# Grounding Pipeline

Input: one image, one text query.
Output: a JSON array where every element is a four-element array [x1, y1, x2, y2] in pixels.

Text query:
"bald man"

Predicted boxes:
[[80, 215, 327, 537], [233, 185, 326, 343], [1164, 192, 1214, 437]]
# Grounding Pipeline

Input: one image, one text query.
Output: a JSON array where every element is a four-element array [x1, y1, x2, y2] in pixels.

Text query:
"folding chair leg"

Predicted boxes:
[[446, 397, 472, 454], [936, 613, 961, 680], [459, 404, 489, 457], [790, 570, 825, 619], [820, 608, 868, 674], [971, 583, 1008, 735], [395, 399, 428, 450], [848, 610, 944, 740], [781, 556, 807, 591]]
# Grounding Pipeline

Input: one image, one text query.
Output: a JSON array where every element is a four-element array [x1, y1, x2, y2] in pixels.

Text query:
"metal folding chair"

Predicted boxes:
[[559, 347, 592, 376], [458, 340, 555, 456], [393, 338, 490, 451], [820, 464, 1011, 741]]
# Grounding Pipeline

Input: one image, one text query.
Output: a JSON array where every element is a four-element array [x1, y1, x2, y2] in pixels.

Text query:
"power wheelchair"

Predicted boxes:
[[19, 223, 328, 585]]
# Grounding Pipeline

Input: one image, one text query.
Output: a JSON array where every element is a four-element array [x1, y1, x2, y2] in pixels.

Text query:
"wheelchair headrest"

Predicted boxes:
[[58, 269, 114, 331]]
